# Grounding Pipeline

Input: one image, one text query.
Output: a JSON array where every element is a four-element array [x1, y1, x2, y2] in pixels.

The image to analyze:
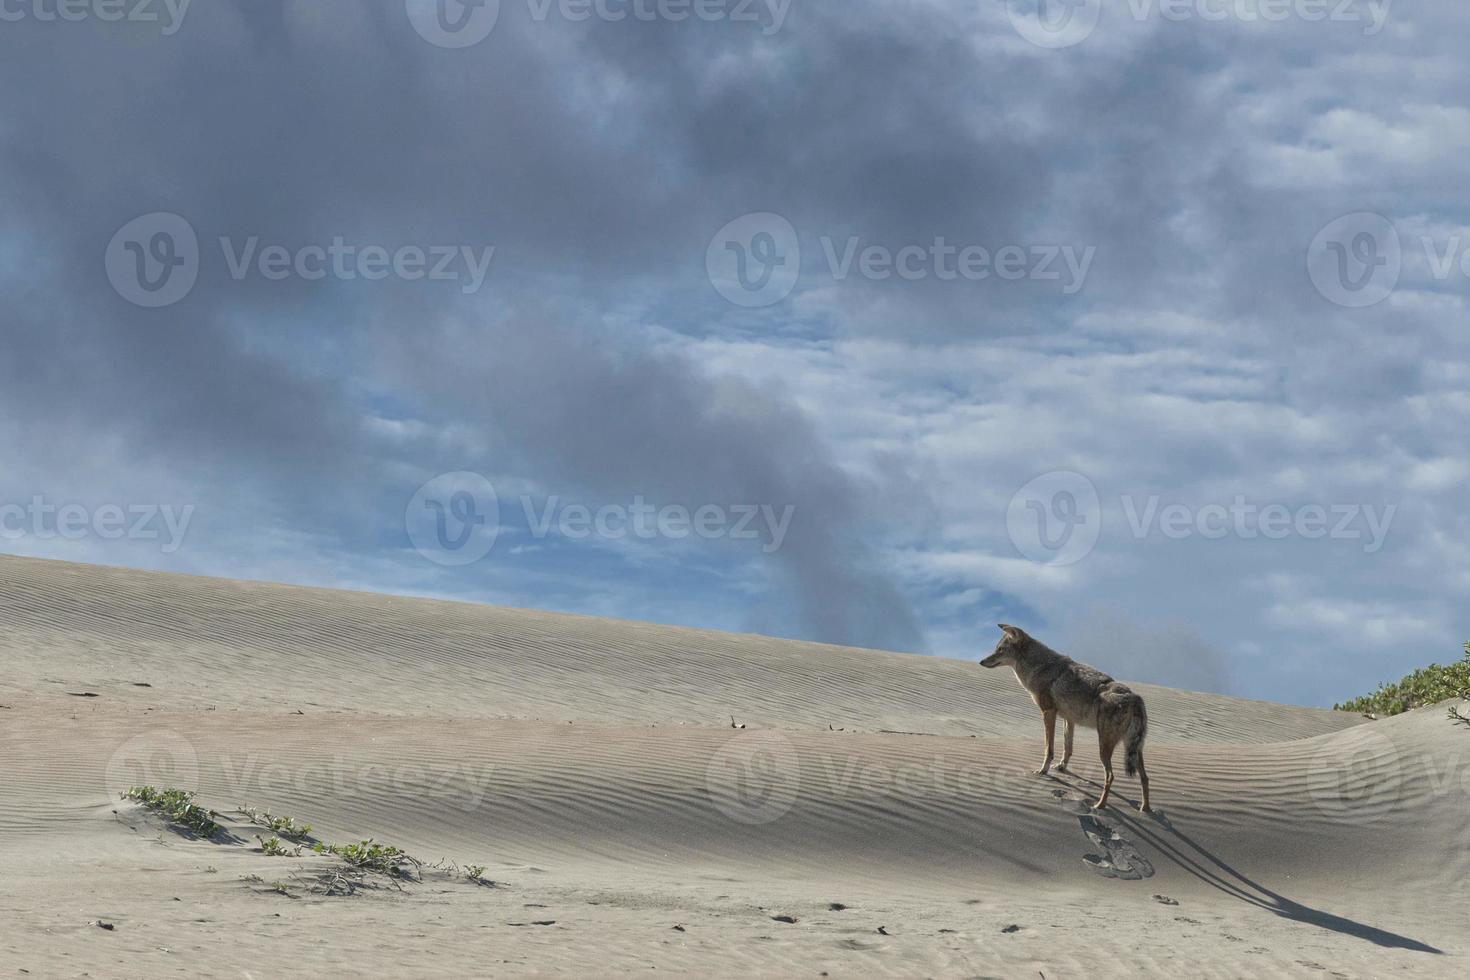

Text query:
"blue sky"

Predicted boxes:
[[2, 0, 1467, 708]]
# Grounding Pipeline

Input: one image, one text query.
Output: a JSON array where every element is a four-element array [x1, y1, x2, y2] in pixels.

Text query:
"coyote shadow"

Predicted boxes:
[[1047, 783, 1154, 880], [1047, 772, 1442, 954]]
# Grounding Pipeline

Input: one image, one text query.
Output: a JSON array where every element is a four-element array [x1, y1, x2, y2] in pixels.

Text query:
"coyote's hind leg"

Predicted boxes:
[[1094, 734, 1118, 809], [1057, 720, 1075, 772]]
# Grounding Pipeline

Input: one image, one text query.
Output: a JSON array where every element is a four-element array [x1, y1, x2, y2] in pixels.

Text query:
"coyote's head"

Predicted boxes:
[[980, 623, 1029, 668]]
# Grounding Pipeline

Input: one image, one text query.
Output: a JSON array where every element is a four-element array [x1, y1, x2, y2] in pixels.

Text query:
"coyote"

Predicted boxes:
[[980, 625, 1151, 812]]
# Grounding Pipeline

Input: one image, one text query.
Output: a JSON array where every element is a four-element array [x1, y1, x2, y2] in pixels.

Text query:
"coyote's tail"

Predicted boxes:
[[1124, 698, 1148, 777]]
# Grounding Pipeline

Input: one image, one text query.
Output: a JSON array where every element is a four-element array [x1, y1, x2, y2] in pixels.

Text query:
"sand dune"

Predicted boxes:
[[1, 554, 1465, 977]]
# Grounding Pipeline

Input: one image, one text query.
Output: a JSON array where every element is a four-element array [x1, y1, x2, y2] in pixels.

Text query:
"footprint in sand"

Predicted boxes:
[[838, 939, 881, 951], [1051, 788, 1155, 880]]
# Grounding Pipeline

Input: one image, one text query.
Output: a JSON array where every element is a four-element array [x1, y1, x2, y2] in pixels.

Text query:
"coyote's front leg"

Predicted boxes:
[[1034, 709, 1056, 775]]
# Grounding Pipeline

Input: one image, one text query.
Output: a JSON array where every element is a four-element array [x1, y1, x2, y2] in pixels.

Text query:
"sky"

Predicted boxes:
[[1, 0, 1466, 708]]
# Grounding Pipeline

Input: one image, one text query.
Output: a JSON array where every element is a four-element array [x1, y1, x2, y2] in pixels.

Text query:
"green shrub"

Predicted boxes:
[[313, 839, 418, 879], [123, 787, 223, 839], [257, 835, 300, 857], [1335, 643, 1470, 717], [241, 807, 312, 842]]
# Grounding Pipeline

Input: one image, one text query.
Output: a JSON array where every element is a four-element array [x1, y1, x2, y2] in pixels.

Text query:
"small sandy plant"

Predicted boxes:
[[288, 840, 423, 897], [242, 874, 294, 898], [314, 839, 420, 879], [127, 793, 491, 899], [257, 835, 301, 857], [124, 786, 222, 839], [241, 807, 313, 843], [422, 858, 495, 887]]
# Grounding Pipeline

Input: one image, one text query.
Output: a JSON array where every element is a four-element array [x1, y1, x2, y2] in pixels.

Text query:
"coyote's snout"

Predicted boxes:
[[981, 624, 1152, 812]]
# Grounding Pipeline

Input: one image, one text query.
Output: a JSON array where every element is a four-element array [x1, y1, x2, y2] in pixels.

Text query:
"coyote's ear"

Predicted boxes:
[[998, 624, 1028, 640]]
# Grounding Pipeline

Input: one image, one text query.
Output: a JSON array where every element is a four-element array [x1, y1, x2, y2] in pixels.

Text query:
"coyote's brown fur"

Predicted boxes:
[[981, 625, 1151, 812]]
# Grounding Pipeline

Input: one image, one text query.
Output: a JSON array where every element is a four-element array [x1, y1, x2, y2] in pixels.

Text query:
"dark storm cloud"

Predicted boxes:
[[374, 309, 925, 651], [2, 0, 1010, 649]]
